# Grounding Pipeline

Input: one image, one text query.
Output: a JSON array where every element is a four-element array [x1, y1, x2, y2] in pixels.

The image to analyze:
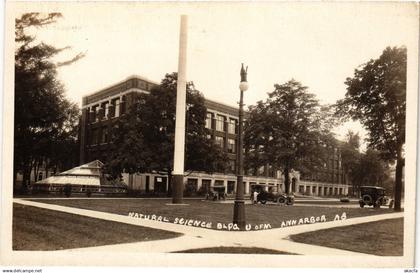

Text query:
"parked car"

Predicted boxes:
[[359, 186, 392, 208], [257, 190, 294, 205]]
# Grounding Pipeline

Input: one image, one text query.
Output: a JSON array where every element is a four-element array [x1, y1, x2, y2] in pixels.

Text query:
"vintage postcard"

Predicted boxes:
[[1, 1, 418, 269]]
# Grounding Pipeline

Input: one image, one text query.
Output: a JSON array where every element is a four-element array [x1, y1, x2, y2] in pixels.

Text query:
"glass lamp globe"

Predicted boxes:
[[239, 81, 249, 92]]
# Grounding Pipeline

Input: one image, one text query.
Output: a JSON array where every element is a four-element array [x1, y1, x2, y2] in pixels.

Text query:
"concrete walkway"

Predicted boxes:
[[14, 198, 403, 255]]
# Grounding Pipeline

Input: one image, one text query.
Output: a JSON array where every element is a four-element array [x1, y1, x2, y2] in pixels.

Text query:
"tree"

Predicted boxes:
[[357, 149, 389, 187], [105, 73, 228, 191], [336, 46, 406, 211], [244, 79, 332, 194], [339, 130, 362, 196], [14, 13, 83, 191]]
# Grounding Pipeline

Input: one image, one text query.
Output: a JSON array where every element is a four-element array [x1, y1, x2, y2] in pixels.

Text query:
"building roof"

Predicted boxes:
[[83, 75, 159, 99], [35, 160, 104, 186], [82, 75, 240, 117]]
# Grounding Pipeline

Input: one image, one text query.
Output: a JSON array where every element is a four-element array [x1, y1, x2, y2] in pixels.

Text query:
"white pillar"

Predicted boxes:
[[173, 15, 188, 176], [172, 15, 188, 203], [245, 181, 249, 194], [197, 178, 203, 190]]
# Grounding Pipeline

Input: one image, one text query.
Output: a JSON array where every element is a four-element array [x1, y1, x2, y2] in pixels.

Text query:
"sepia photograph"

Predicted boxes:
[[1, 1, 419, 268]]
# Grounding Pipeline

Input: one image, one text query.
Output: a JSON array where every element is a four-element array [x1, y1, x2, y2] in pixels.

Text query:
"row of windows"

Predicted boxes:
[[214, 136, 236, 153], [298, 185, 344, 196], [89, 98, 123, 123], [206, 113, 237, 134], [301, 173, 342, 183]]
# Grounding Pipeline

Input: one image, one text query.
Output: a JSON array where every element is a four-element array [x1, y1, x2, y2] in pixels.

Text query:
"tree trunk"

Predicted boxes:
[[21, 167, 31, 193], [34, 159, 40, 182], [284, 167, 290, 194], [394, 148, 404, 211]]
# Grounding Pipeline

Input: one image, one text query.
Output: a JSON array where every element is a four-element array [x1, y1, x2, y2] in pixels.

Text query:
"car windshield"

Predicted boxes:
[[361, 187, 385, 195]]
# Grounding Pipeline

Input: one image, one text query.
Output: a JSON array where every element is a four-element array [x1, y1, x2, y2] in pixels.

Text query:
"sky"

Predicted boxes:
[[14, 1, 418, 147]]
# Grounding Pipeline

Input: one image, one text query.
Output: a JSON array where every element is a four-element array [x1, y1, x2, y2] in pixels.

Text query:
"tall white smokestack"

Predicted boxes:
[[172, 15, 188, 203]]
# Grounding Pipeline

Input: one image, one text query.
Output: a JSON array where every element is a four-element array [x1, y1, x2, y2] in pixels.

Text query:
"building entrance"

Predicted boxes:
[[154, 176, 167, 193]]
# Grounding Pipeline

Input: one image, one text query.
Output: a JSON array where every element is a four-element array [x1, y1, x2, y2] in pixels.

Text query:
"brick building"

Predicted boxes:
[[79, 75, 349, 196]]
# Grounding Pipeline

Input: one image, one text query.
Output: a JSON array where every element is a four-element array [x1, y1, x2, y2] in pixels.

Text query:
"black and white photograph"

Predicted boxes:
[[1, 1, 419, 269]]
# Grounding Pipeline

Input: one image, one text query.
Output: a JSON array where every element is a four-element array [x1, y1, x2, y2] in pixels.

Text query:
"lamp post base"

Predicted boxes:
[[172, 174, 184, 204], [233, 199, 246, 230]]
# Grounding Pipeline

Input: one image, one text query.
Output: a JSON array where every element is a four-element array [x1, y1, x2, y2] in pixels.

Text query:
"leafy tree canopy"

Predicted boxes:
[[335, 46, 406, 210], [336, 46, 406, 161], [14, 13, 82, 189], [244, 79, 336, 193], [105, 73, 228, 180]]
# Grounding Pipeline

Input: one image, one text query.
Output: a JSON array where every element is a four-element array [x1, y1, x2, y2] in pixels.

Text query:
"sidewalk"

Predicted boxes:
[[14, 198, 403, 255]]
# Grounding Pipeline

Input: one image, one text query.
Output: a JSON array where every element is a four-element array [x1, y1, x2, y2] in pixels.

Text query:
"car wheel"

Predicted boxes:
[[277, 197, 285, 203], [362, 195, 372, 204]]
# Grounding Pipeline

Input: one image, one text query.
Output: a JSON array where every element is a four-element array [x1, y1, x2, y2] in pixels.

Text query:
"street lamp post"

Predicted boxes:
[[233, 63, 248, 230]]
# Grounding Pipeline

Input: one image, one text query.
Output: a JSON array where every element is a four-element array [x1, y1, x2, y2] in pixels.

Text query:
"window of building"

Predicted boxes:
[[91, 128, 98, 145], [228, 118, 236, 134], [257, 166, 265, 176], [228, 160, 236, 173], [216, 115, 225, 132], [205, 113, 212, 129], [115, 98, 120, 117], [227, 181, 235, 194], [215, 136, 224, 149], [90, 107, 97, 123], [104, 102, 109, 119], [120, 97, 125, 115], [102, 127, 108, 143], [299, 185, 305, 194], [95, 107, 100, 122], [186, 179, 198, 192], [97, 106, 104, 121], [201, 179, 211, 193], [227, 138, 236, 153]]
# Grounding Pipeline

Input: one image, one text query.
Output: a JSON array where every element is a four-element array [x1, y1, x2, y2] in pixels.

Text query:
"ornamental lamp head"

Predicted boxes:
[[240, 63, 248, 83], [239, 63, 249, 92]]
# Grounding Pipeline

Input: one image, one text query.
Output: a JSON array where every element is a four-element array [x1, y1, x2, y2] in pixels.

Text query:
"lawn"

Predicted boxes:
[[289, 218, 403, 256], [30, 198, 395, 231], [173, 247, 295, 254], [13, 203, 181, 250]]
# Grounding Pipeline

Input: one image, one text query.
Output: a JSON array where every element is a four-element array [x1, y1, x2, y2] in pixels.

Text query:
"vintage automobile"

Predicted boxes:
[[256, 190, 294, 205], [359, 186, 392, 208]]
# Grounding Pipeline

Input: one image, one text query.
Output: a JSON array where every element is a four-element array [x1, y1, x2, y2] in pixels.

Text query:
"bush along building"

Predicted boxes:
[[79, 75, 349, 197]]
